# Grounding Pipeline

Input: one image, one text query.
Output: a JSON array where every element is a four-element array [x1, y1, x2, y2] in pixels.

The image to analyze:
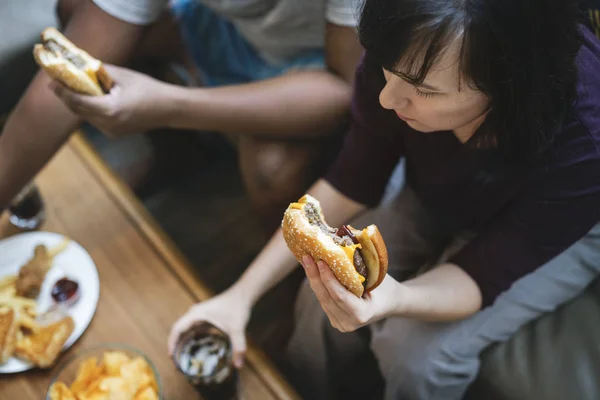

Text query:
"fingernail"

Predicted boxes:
[[302, 255, 310, 266]]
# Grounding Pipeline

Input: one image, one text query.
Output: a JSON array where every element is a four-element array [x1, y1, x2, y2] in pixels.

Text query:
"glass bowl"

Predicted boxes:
[[45, 343, 163, 400]]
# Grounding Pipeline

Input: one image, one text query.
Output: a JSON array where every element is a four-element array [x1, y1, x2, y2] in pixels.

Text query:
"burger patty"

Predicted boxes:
[[352, 250, 368, 284], [304, 203, 368, 285], [45, 39, 87, 69]]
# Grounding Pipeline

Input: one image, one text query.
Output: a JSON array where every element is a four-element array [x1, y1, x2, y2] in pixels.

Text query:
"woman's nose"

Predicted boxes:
[[379, 77, 410, 110]]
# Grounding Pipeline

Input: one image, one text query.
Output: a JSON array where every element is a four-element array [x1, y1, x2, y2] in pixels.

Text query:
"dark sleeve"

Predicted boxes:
[[324, 57, 405, 207], [450, 138, 600, 307]]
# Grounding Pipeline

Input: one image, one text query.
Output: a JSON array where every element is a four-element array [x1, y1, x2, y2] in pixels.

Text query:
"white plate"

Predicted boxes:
[[0, 231, 100, 373]]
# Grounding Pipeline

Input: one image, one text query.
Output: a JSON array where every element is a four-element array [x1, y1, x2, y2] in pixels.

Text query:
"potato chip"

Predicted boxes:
[[124, 357, 150, 375], [71, 357, 103, 394], [99, 377, 128, 392], [49, 382, 77, 400], [81, 393, 110, 400], [120, 358, 148, 390], [53, 352, 159, 400], [136, 372, 153, 390], [150, 375, 159, 393], [134, 387, 159, 400], [103, 351, 131, 376], [80, 376, 104, 398], [106, 393, 131, 400]]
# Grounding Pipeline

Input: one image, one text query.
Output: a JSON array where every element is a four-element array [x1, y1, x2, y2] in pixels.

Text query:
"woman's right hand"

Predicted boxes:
[[168, 286, 252, 368]]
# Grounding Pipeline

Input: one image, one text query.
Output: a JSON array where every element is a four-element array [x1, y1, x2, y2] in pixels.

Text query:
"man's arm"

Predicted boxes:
[[0, 0, 145, 210], [162, 23, 364, 139]]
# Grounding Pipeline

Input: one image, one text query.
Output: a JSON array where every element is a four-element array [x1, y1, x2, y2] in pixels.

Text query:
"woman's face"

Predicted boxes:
[[379, 45, 490, 142]]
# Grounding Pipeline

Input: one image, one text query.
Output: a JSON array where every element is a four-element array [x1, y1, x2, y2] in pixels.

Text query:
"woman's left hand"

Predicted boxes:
[[301, 255, 404, 332]]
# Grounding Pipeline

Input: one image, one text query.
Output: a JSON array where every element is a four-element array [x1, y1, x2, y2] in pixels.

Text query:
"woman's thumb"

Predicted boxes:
[[230, 331, 247, 369]]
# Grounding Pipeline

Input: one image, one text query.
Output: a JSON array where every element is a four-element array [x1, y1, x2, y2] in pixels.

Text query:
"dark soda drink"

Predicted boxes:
[[173, 323, 239, 400], [8, 183, 45, 230]]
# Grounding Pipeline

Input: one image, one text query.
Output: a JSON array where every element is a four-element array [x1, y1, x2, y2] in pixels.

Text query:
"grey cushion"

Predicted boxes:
[[466, 278, 600, 400]]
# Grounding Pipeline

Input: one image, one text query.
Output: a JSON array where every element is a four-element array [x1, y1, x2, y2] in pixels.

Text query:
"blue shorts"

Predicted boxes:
[[170, 0, 326, 87]]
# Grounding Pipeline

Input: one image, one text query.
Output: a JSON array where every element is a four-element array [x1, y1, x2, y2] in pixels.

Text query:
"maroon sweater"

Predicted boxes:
[[325, 27, 600, 306]]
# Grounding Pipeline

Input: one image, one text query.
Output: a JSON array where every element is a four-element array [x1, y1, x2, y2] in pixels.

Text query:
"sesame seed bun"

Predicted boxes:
[[33, 27, 113, 96], [282, 195, 388, 297]]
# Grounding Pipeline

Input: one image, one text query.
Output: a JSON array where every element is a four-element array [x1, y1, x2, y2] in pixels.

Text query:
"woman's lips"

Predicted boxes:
[[395, 111, 415, 121]]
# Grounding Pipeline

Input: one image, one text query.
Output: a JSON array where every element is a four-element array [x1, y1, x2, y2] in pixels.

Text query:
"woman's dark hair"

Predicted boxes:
[[358, 0, 583, 163]]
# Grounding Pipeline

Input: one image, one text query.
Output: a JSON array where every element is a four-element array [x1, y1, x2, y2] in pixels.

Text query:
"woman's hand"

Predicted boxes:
[[301, 255, 405, 332], [168, 287, 252, 368], [50, 65, 176, 138]]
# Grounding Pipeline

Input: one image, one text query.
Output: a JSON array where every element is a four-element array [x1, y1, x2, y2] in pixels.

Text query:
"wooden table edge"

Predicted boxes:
[[69, 132, 301, 400]]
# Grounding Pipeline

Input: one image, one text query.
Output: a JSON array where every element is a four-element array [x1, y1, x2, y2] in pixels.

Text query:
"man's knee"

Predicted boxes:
[[240, 139, 318, 193], [56, 0, 84, 28], [239, 136, 332, 232], [244, 141, 288, 191]]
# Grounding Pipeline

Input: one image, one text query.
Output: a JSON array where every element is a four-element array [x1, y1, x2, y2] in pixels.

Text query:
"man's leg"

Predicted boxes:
[[370, 221, 600, 400], [56, 0, 204, 196], [55, 0, 80, 29], [238, 135, 342, 235], [57, 0, 187, 64]]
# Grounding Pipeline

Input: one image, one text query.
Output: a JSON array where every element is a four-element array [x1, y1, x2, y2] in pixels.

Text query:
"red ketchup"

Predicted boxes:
[[51, 278, 80, 306], [336, 225, 359, 244]]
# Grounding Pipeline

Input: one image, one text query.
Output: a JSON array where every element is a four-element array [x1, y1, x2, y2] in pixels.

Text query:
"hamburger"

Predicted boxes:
[[282, 195, 388, 297], [33, 27, 113, 96]]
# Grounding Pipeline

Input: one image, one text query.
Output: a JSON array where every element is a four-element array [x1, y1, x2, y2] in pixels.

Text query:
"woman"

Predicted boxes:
[[169, 0, 600, 398]]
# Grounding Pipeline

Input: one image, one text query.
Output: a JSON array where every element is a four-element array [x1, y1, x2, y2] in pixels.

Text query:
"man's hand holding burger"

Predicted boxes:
[[301, 254, 405, 332], [50, 65, 175, 138]]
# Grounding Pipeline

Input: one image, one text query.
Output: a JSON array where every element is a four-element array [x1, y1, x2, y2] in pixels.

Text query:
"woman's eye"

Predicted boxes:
[[414, 87, 438, 98]]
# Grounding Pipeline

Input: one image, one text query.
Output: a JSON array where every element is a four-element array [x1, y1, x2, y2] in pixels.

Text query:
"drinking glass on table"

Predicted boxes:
[[173, 322, 240, 400], [8, 182, 46, 230]]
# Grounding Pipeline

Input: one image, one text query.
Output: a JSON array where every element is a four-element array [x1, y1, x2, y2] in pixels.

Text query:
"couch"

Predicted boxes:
[[2, 2, 600, 399]]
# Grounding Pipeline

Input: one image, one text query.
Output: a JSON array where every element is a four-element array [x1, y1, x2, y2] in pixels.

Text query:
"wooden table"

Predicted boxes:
[[0, 133, 300, 400]]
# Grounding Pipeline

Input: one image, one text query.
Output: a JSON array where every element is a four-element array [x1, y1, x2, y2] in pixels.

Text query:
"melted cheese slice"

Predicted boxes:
[[288, 195, 366, 283], [289, 195, 310, 210], [289, 202, 304, 210], [85, 69, 99, 85], [342, 244, 365, 282]]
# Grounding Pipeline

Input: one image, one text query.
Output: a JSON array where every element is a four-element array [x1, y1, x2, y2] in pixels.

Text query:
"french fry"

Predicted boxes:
[[0, 285, 16, 297], [25, 307, 38, 318], [0, 294, 37, 309], [18, 313, 40, 333], [0, 274, 17, 290], [16, 328, 25, 343], [49, 238, 71, 259]]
